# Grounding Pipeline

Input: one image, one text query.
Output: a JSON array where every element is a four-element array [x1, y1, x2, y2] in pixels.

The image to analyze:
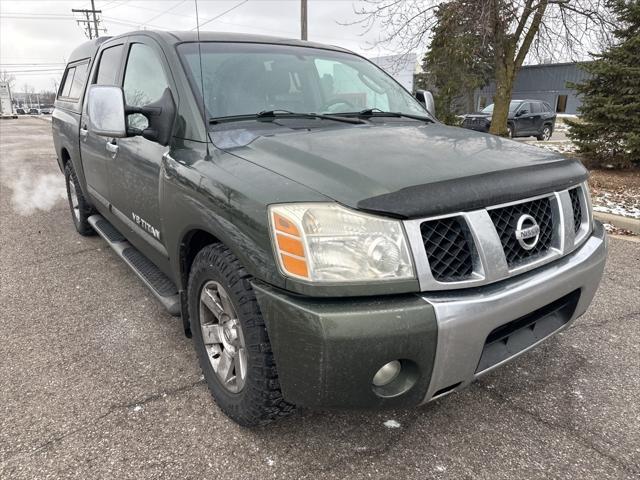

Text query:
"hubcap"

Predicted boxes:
[[544, 127, 551, 140], [199, 281, 247, 393], [68, 181, 80, 222]]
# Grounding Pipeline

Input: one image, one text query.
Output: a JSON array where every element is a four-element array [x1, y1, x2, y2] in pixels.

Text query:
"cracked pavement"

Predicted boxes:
[[1, 118, 639, 479]]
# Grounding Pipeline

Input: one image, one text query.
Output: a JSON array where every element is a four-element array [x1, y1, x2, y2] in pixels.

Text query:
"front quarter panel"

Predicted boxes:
[[162, 141, 329, 291]]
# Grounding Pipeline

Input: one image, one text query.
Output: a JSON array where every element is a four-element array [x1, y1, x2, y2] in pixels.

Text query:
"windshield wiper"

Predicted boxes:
[[209, 109, 365, 125], [351, 108, 434, 123]]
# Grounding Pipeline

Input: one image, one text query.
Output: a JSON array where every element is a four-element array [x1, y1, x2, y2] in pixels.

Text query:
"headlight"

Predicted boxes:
[[269, 203, 415, 282]]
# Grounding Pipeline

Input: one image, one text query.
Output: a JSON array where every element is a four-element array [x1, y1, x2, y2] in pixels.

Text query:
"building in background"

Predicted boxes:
[[474, 62, 590, 115], [370, 53, 417, 93], [0, 82, 15, 117]]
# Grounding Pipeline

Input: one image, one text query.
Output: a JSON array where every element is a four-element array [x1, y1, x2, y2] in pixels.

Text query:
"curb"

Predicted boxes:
[[593, 211, 640, 234]]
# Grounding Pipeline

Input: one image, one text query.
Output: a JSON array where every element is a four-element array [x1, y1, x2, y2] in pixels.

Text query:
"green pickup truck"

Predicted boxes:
[[52, 31, 607, 427]]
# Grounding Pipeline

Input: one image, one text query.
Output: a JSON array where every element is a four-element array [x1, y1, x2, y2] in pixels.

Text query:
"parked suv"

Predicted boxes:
[[52, 32, 606, 427], [462, 100, 556, 140]]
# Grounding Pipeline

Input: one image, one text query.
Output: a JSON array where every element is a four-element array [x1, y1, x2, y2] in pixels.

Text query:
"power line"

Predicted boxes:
[[191, 0, 249, 30], [0, 63, 66, 67], [143, 0, 188, 25]]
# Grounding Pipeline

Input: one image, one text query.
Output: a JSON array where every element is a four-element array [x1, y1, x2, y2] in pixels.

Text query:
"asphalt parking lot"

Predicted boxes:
[[1, 117, 639, 479]]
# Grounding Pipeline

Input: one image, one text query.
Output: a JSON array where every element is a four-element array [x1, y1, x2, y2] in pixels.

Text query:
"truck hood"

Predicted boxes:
[[222, 123, 587, 218]]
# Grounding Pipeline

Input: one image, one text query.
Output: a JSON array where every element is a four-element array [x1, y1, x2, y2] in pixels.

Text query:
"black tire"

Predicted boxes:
[[188, 244, 294, 426], [64, 162, 95, 236], [537, 124, 552, 141]]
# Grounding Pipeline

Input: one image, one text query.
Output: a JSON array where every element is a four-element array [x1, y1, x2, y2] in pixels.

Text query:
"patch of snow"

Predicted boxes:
[[435, 465, 447, 473], [593, 204, 640, 219], [383, 419, 401, 428], [132, 405, 143, 412], [266, 457, 275, 467]]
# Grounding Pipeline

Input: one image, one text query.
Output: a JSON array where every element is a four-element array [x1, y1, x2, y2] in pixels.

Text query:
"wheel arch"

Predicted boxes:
[[179, 228, 221, 291], [60, 146, 71, 166], [176, 227, 222, 337]]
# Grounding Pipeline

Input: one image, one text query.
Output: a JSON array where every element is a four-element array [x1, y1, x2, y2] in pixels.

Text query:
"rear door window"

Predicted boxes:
[[59, 67, 76, 98], [68, 62, 89, 98], [95, 45, 124, 86], [58, 60, 90, 100]]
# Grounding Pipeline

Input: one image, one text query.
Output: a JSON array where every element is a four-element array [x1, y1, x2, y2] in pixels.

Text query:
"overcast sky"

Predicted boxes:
[[1, 0, 407, 93]]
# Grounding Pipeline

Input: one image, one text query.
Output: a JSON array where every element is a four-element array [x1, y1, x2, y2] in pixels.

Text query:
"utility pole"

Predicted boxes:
[[72, 1, 103, 40], [301, 0, 308, 40], [91, 0, 99, 39]]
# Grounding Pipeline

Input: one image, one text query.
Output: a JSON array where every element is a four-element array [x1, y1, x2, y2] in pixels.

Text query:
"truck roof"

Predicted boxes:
[[81, 30, 351, 57]]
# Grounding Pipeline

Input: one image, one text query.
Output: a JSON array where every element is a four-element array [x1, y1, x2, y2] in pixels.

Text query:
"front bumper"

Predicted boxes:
[[254, 222, 607, 408]]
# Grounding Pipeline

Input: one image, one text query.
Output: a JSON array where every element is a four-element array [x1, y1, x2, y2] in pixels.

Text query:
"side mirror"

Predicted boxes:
[[126, 88, 176, 147], [415, 89, 435, 117], [87, 85, 177, 146], [87, 85, 127, 138]]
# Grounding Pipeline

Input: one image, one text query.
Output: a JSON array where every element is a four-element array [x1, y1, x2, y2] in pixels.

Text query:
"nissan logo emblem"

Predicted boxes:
[[515, 214, 540, 250]]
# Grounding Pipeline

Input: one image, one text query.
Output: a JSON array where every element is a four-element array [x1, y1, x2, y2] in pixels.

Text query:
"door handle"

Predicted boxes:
[[80, 125, 88, 140], [106, 139, 119, 157]]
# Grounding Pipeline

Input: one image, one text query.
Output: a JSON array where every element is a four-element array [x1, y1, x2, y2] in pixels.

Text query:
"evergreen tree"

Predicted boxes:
[[421, 1, 494, 124], [568, 0, 640, 166]]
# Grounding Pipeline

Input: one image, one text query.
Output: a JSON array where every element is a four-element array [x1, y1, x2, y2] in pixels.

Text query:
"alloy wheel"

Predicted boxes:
[[68, 180, 80, 222], [199, 281, 247, 393]]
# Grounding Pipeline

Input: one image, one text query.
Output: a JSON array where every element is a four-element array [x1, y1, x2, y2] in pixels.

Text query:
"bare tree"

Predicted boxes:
[[0, 70, 16, 90], [348, 0, 614, 135]]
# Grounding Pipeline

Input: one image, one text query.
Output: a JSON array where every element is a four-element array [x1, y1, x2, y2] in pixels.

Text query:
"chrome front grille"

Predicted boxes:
[[488, 197, 554, 268], [404, 183, 592, 291]]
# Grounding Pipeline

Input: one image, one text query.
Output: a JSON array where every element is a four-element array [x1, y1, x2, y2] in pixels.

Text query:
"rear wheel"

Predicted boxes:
[[64, 162, 95, 236], [506, 124, 514, 138], [188, 243, 294, 426], [537, 125, 552, 141]]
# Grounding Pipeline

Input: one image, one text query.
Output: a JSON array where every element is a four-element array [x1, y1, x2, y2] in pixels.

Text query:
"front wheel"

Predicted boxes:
[[537, 125, 552, 141], [188, 244, 294, 426]]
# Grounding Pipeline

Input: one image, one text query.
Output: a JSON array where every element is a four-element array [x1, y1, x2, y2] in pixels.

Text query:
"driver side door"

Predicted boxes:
[[108, 38, 174, 264], [514, 102, 533, 135]]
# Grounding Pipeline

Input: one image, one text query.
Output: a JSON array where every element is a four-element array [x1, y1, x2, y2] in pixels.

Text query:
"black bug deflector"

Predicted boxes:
[[357, 159, 588, 219]]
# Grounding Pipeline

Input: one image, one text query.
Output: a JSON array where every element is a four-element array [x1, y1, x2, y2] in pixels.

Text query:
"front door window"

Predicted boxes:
[[122, 43, 169, 130]]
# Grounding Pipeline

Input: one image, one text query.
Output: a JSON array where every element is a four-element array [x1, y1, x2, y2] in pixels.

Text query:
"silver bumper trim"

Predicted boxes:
[[420, 221, 607, 404]]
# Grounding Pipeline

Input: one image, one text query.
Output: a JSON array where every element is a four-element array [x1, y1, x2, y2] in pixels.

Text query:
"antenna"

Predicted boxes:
[[194, 0, 210, 155]]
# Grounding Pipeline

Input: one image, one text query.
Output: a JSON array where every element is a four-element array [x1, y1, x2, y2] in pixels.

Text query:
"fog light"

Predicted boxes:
[[372, 360, 401, 387]]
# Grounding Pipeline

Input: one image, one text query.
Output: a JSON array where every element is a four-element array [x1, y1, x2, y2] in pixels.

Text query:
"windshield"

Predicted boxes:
[[177, 42, 428, 121], [481, 101, 522, 114]]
